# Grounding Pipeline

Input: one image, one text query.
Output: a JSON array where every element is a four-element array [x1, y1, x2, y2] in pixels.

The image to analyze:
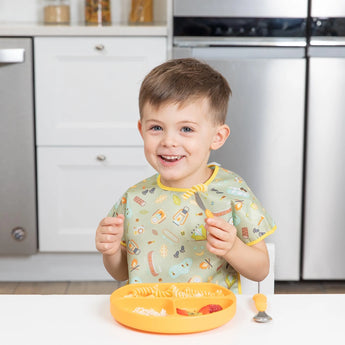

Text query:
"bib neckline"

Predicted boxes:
[[157, 164, 219, 192]]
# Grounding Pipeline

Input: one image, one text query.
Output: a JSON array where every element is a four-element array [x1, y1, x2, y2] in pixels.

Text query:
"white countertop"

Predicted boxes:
[[0, 294, 343, 345], [0, 22, 168, 36]]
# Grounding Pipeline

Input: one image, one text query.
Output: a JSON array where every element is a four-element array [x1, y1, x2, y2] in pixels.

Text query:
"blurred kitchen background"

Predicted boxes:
[[1, 0, 344, 293], [0, 0, 167, 24]]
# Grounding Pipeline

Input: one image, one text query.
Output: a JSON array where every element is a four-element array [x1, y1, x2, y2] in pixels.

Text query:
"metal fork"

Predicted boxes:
[[253, 282, 272, 323]]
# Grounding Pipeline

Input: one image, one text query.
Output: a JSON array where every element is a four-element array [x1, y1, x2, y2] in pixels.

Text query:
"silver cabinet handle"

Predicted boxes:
[[96, 154, 106, 161], [95, 44, 105, 51], [0, 48, 25, 63]]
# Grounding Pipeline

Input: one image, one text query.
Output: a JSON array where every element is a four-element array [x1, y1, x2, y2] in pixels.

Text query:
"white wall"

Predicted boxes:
[[0, 0, 166, 24]]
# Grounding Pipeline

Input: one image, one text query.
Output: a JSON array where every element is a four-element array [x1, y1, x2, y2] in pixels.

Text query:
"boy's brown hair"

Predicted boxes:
[[139, 58, 231, 124]]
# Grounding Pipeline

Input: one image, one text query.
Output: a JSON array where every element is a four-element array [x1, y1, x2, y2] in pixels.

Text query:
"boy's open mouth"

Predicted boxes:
[[159, 155, 184, 163]]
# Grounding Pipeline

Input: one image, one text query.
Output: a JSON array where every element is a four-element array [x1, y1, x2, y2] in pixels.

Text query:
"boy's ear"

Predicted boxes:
[[211, 124, 230, 150], [137, 120, 143, 138]]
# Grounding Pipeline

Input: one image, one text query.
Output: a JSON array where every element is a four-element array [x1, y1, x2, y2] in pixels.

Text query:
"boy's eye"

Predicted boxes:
[[181, 126, 193, 133], [150, 125, 162, 131]]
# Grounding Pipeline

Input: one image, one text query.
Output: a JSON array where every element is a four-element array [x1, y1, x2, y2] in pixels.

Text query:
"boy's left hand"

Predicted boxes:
[[205, 217, 237, 257]]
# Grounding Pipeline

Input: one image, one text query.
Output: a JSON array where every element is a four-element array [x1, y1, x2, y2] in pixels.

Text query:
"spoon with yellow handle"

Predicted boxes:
[[253, 284, 272, 323]]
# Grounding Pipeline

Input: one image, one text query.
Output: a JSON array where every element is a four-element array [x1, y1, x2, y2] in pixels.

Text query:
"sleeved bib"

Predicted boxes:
[[108, 164, 276, 294]]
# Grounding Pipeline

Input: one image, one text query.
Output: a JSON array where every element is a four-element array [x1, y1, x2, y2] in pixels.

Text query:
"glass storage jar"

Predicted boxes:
[[129, 0, 153, 24], [85, 0, 112, 26], [43, 0, 70, 25]]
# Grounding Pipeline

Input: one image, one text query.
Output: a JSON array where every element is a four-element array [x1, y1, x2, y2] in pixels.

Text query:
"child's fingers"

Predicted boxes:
[[98, 225, 124, 238], [206, 230, 234, 256], [206, 217, 235, 238], [207, 229, 233, 249], [207, 227, 228, 242], [98, 217, 124, 233], [100, 224, 123, 234], [96, 232, 122, 253], [101, 216, 124, 226], [96, 241, 119, 254], [96, 216, 124, 255], [98, 233, 118, 243], [205, 217, 236, 255]]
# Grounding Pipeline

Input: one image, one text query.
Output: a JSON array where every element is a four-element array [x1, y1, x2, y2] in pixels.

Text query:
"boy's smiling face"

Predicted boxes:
[[138, 98, 230, 189]]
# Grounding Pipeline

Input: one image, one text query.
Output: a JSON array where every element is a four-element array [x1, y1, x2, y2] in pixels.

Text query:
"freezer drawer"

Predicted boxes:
[[303, 52, 345, 279]]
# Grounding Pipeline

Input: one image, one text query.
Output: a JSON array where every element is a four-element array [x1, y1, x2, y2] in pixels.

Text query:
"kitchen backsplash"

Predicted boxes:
[[0, 0, 167, 24]]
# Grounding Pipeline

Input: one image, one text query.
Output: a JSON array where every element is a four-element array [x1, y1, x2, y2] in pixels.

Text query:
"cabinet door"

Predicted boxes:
[[35, 37, 167, 146], [37, 147, 155, 252]]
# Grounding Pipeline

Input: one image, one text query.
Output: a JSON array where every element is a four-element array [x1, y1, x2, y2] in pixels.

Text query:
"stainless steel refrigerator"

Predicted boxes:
[[173, 0, 308, 280], [303, 0, 345, 279], [0, 38, 37, 254]]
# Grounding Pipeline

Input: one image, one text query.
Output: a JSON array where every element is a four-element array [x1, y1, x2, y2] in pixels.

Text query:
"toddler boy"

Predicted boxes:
[[95, 58, 276, 293]]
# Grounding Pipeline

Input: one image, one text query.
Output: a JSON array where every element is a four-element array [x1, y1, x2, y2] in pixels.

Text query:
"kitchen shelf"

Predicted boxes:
[[0, 22, 168, 37]]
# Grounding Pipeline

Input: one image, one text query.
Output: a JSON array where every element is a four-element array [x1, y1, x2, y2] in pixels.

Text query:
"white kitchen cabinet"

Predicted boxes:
[[34, 36, 167, 146], [35, 36, 166, 252], [37, 147, 155, 252]]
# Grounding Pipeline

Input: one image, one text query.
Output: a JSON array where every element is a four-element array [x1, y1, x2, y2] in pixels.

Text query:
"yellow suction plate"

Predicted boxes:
[[110, 282, 236, 334]]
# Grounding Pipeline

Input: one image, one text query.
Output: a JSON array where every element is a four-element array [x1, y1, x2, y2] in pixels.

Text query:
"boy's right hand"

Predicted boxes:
[[95, 215, 125, 256]]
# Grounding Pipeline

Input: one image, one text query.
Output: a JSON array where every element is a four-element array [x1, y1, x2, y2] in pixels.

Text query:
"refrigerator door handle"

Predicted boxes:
[[174, 37, 306, 48], [0, 48, 25, 63]]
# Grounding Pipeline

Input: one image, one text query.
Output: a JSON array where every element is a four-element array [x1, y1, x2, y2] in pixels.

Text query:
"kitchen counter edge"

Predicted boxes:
[[0, 22, 168, 37]]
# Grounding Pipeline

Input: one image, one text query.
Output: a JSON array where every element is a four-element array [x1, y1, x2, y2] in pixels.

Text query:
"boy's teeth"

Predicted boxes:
[[161, 155, 181, 161]]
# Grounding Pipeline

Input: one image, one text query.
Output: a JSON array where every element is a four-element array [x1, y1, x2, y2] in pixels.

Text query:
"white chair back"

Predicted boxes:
[[240, 243, 275, 295]]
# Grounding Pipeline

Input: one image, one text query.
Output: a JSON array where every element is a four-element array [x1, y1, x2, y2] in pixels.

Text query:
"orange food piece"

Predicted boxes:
[[198, 304, 223, 315], [176, 304, 223, 316], [205, 209, 214, 218], [176, 308, 201, 316]]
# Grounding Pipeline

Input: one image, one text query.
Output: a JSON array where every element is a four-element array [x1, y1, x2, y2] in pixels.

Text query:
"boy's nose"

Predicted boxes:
[[161, 131, 178, 147]]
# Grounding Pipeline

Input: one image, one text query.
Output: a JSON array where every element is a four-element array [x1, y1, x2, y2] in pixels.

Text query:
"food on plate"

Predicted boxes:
[[126, 284, 173, 298], [176, 308, 201, 316], [176, 304, 223, 316], [198, 304, 223, 315], [133, 307, 167, 317], [124, 284, 225, 298]]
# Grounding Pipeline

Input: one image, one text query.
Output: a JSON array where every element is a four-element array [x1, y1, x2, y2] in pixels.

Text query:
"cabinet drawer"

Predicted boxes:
[[37, 147, 155, 252], [35, 37, 167, 146]]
